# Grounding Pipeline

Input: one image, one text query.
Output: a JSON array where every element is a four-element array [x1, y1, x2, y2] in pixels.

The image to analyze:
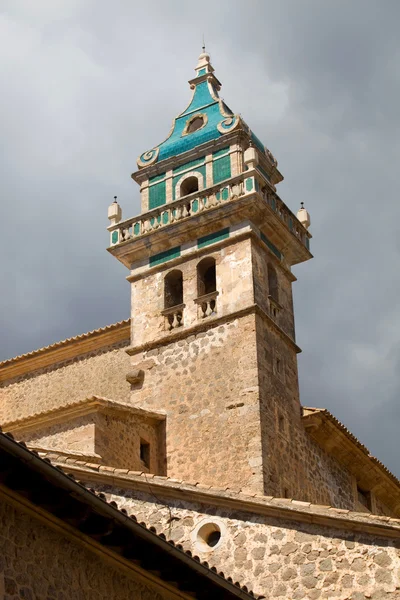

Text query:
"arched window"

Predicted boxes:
[[197, 257, 216, 297], [164, 270, 183, 308], [267, 264, 279, 302], [187, 116, 204, 133], [183, 114, 207, 136], [180, 176, 199, 198]]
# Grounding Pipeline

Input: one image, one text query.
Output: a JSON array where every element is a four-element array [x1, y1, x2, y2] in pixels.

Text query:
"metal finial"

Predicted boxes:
[[300, 202, 304, 209], [113, 196, 117, 203], [202, 34, 206, 53]]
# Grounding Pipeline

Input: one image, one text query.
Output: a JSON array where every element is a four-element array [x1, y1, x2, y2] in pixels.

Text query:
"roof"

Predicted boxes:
[[0, 319, 130, 382], [303, 407, 400, 515], [2, 395, 166, 434], [36, 450, 400, 538], [136, 51, 279, 170], [0, 429, 262, 600]]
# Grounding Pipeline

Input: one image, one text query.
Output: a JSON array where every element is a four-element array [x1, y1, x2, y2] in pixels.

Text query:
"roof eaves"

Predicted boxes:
[[42, 453, 400, 536], [2, 395, 166, 433], [0, 319, 130, 369], [302, 406, 400, 488], [0, 430, 261, 600]]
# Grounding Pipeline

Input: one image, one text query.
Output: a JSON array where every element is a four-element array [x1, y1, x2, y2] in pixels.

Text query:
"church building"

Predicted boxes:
[[0, 50, 399, 599]]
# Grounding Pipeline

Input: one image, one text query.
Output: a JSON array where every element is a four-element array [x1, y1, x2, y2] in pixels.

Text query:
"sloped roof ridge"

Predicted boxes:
[[36, 451, 400, 531], [0, 430, 261, 599], [302, 406, 400, 488], [2, 395, 166, 430], [0, 319, 130, 368]]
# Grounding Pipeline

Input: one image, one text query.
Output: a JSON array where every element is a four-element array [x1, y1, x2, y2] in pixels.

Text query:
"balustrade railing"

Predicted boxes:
[[194, 291, 219, 319], [260, 188, 309, 249], [109, 177, 246, 246], [161, 304, 185, 331], [108, 171, 310, 251]]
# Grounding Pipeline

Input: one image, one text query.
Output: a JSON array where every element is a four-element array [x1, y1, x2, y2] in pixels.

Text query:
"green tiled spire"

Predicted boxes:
[[135, 50, 280, 177], [136, 50, 241, 168]]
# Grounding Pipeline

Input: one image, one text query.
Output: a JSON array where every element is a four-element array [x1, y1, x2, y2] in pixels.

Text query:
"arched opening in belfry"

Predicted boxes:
[[164, 270, 183, 308], [180, 176, 199, 197], [267, 263, 279, 302], [197, 257, 216, 297]]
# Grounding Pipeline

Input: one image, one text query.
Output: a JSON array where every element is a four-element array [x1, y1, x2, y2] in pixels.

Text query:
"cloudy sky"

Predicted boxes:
[[1, 0, 400, 477]]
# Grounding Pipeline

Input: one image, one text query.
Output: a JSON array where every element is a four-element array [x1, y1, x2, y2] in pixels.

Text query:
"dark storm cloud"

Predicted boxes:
[[1, 1, 399, 474]]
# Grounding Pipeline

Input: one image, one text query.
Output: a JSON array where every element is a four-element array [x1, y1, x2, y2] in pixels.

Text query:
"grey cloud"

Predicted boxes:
[[1, 0, 399, 476]]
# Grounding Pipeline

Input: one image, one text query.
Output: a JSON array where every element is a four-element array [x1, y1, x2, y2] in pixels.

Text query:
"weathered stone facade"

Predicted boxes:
[[97, 482, 400, 599], [12, 401, 166, 474], [131, 312, 262, 491], [0, 342, 131, 424], [255, 311, 356, 507]]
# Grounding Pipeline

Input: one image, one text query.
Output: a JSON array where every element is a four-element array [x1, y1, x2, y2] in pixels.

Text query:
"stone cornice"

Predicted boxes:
[[0, 320, 131, 383], [108, 171, 312, 270], [126, 228, 296, 284], [303, 407, 400, 516], [2, 395, 166, 435], [41, 456, 400, 539], [125, 303, 301, 357]]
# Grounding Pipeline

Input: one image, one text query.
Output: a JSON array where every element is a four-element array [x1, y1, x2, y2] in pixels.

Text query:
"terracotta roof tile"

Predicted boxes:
[[0, 319, 130, 368], [39, 451, 400, 532], [302, 406, 400, 488], [3, 395, 165, 431], [0, 431, 262, 600]]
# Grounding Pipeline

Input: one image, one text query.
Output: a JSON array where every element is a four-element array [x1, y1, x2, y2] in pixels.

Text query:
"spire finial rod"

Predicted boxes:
[[202, 34, 206, 53]]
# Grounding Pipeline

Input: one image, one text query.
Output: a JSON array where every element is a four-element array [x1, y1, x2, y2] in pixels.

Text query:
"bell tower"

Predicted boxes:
[[107, 50, 312, 496]]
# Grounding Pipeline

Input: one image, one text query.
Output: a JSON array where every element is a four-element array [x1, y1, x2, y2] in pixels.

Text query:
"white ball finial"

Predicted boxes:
[[196, 42, 213, 73], [297, 202, 311, 229]]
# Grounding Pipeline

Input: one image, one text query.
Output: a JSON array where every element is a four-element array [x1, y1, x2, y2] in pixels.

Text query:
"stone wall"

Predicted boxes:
[[15, 411, 166, 474], [94, 483, 400, 600], [128, 233, 368, 508], [255, 314, 356, 508], [252, 239, 295, 340], [19, 416, 96, 456], [130, 236, 255, 348], [0, 493, 181, 600], [0, 343, 131, 424], [94, 412, 166, 474], [130, 313, 264, 492]]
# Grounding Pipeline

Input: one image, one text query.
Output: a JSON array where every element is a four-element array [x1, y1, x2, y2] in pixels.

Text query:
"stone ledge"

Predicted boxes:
[[0, 320, 131, 382], [43, 454, 400, 539], [126, 303, 301, 357], [2, 395, 166, 435], [303, 407, 400, 517]]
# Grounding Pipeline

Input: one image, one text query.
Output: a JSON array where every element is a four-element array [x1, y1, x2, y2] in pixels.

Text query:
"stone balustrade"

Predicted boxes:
[[261, 187, 310, 250], [108, 171, 310, 252], [161, 304, 185, 331], [194, 292, 219, 319]]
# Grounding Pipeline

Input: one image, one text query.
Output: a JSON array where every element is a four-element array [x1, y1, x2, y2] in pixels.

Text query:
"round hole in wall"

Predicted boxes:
[[206, 529, 221, 547], [196, 522, 222, 550]]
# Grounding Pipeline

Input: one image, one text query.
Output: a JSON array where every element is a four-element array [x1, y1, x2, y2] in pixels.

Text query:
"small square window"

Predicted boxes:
[[278, 414, 285, 433], [140, 440, 150, 469], [357, 486, 372, 511], [274, 353, 285, 382]]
